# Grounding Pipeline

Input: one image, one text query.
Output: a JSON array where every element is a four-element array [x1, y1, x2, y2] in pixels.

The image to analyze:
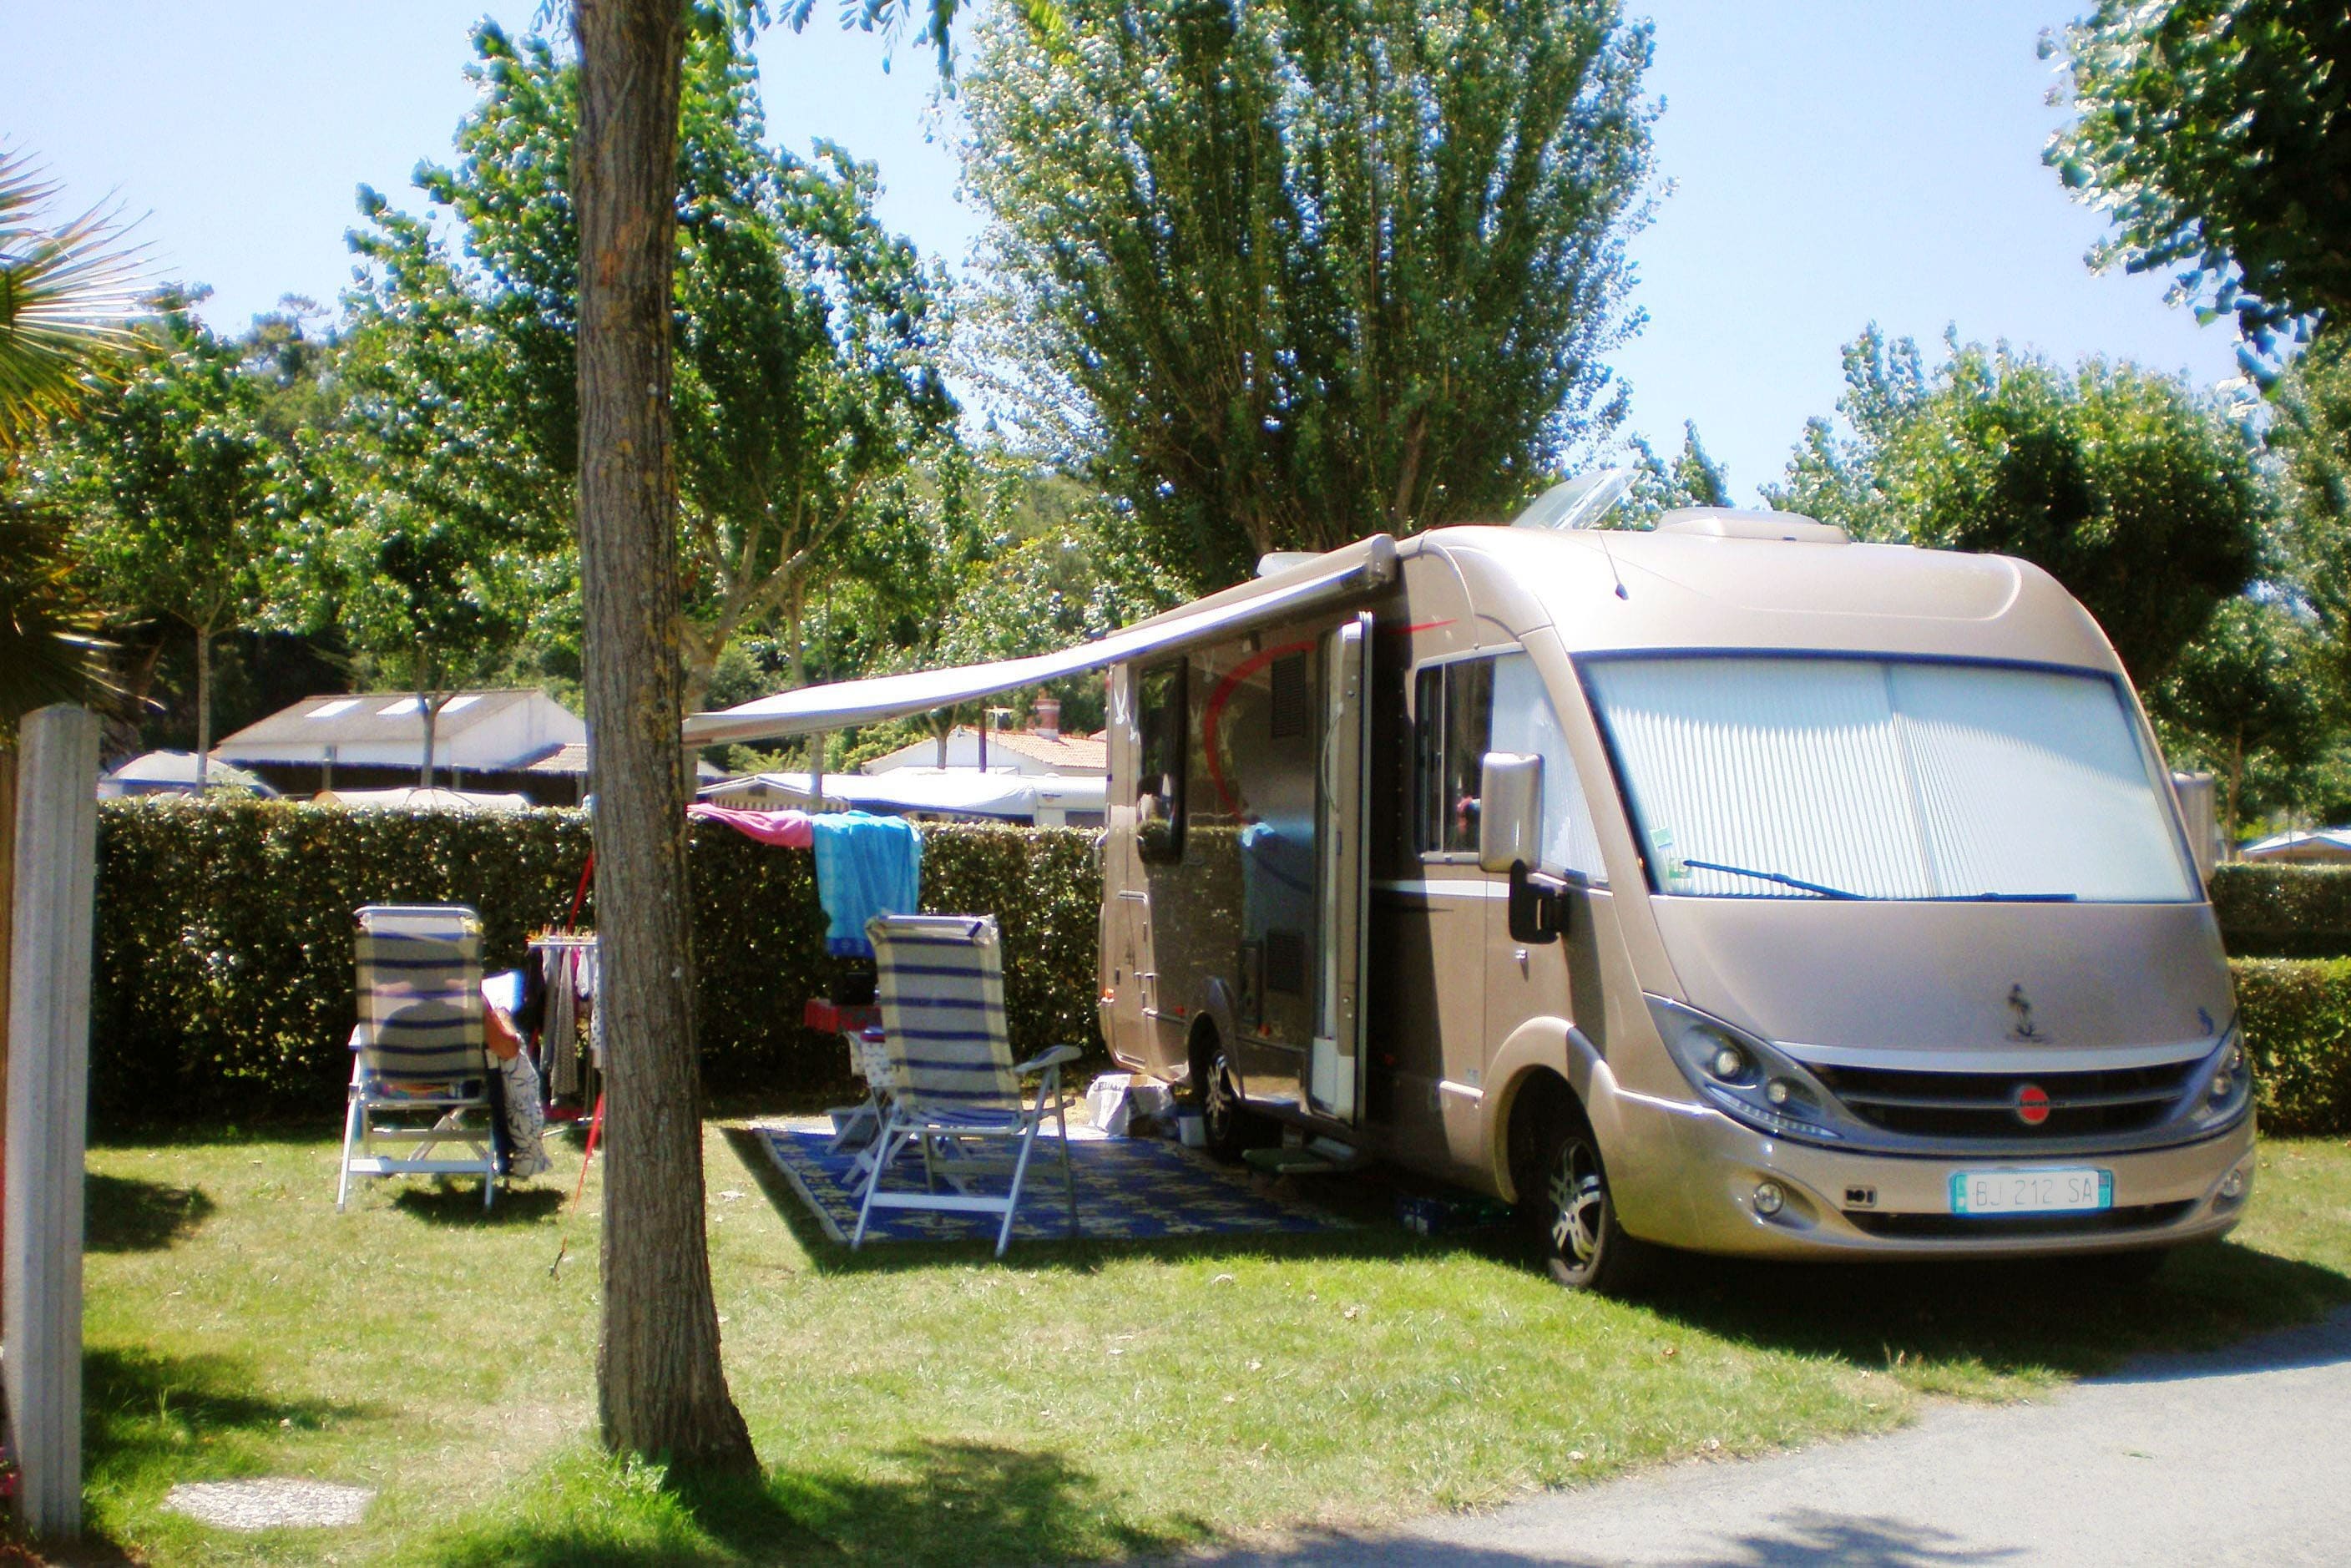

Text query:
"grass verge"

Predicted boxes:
[[64, 1125, 2351, 1565]]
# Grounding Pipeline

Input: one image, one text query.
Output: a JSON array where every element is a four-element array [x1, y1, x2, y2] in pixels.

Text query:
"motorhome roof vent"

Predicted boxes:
[[1510, 468, 1636, 531], [1256, 551, 1322, 579], [1654, 508, 1848, 544]]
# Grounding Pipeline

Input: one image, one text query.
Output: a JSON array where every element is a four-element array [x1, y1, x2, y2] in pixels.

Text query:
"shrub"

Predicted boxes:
[[91, 799, 1103, 1127], [2230, 958, 2351, 1136], [2209, 863, 2351, 959]]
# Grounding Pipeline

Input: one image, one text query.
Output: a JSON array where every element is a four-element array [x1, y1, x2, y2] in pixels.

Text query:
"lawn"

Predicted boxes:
[[61, 1123, 2351, 1565]]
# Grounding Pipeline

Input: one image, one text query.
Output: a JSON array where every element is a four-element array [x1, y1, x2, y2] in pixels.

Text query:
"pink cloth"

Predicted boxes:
[[687, 803, 815, 848]]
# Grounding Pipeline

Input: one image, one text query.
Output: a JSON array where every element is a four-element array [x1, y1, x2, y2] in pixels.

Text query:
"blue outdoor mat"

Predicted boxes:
[[756, 1126, 1348, 1245]]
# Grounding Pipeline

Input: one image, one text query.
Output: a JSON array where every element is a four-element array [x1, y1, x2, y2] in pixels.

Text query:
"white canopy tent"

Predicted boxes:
[[97, 751, 276, 797], [312, 786, 534, 812], [683, 535, 1398, 745]]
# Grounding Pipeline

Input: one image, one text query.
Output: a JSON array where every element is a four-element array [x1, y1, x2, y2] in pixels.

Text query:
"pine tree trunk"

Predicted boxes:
[[193, 625, 213, 790], [574, 0, 756, 1474]]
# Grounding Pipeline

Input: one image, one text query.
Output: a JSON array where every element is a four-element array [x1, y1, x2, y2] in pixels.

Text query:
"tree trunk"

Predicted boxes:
[[193, 624, 213, 790], [2224, 733, 2244, 860], [574, 0, 756, 1475], [418, 686, 439, 790]]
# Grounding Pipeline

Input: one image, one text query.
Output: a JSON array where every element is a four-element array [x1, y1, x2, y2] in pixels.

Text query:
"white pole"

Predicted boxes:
[[5, 704, 99, 1540]]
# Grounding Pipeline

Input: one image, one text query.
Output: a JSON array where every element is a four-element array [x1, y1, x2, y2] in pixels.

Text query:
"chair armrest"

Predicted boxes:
[[1012, 1044, 1084, 1075]]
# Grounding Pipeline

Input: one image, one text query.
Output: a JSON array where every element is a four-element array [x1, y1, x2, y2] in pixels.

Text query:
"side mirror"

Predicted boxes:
[[1479, 752, 1542, 875]]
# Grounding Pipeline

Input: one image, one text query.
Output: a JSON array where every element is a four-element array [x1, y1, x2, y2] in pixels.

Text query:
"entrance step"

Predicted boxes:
[[1243, 1136, 1367, 1176]]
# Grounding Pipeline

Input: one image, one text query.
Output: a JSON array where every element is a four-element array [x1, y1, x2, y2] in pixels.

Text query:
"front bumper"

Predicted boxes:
[[1597, 1080, 2256, 1260]]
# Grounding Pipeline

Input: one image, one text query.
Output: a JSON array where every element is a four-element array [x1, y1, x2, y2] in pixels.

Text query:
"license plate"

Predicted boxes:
[[1949, 1168, 2112, 1216]]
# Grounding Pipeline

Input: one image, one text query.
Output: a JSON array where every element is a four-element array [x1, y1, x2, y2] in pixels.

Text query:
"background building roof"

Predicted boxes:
[[214, 689, 587, 768]]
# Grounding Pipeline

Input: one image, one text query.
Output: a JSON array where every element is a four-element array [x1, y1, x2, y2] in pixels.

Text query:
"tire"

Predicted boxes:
[[1527, 1109, 1656, 1295], [1194, 1032, 1254, 1163]]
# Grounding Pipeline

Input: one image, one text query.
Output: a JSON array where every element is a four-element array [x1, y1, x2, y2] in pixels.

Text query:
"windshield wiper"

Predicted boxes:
[[1941, 892, 2079, 903], [1681, 858, 1860, 900]]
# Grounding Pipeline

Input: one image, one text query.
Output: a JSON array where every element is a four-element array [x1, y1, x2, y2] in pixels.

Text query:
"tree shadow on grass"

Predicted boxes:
[[422, 1438, 1209, 1567], [390, 1182, 568, 1227], [78, 1343, 378, 1561], [83, 1171, 215, 1252], [1632, 1237, 2351, 1385]]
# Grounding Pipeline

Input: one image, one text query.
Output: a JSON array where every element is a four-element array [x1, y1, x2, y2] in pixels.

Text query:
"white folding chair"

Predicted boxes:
[[336, 904, 500, 1211], [852, 914, 1081, 1256]]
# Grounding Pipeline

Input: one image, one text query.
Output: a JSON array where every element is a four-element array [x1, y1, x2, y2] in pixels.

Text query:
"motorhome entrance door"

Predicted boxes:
[[1311, 613, 1373, 1122]]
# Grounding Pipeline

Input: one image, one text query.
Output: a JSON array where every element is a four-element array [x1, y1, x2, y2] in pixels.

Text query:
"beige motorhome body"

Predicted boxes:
[[687, 514, 2256, 1268]]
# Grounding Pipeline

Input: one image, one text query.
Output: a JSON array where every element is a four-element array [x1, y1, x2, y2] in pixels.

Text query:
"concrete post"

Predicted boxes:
[[5, 705, 99, 1540]]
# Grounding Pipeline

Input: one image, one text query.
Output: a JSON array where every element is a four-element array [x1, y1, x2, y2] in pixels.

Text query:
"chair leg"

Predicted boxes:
[[853, 1125, 906, 1249], [336, 1088, 362, 1212], [998, 1117, 1043, 1257], [1054, 1078, 1079, 1237]]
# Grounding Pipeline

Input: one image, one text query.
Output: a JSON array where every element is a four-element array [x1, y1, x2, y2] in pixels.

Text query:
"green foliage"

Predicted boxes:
[[88, 799, 1105, 1127], [346, 12, 955, 711], [0, 148, 143, 448], [0, 501, 115, 728], [2209, 862, 2351, 958], [961, 0, 1656, 584], [831, 448, 1186, 741], [2045, 0, 2351, 356], [2230, 958, 2351, 1134], [2273, 332, 2351, 685], [1768, 328, 2264, 683], [33, 295, 316, 760], [1613, 421, 1732, 524], [2148, 596, 2327, 844]]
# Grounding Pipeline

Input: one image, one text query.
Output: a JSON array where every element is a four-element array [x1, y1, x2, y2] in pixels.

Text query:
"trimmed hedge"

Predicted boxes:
[[2209, 862, 2351, 959], [91, 798, 1102, 1126], [87, 800, 2351, 1137], [2229, 958, 2351, 1136]]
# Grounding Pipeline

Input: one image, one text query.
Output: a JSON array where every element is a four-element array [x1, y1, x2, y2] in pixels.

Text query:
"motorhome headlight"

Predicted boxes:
[[1647, 996, 1848, 1145], [2186, 1019, 2250, 1127]]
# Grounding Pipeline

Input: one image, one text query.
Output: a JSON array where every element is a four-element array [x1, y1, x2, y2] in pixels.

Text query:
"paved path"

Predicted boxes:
[[1206, 1307, 2351, 1567]]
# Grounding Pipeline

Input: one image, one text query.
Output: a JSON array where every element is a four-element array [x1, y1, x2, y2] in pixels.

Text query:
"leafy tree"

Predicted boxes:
[[350, 13, 954, 710], [2273, 332, 2351, 683], [56, 298, 296, 782], [1768, 330, 2263, 684], [961, 0, 1656, 585], [1613, 420, 1732, 524], [312, 488, 532, 787], [2148, 595, 2327, 849], [1765, 325, 1927, 539], [2044, 0, 2351, 360]]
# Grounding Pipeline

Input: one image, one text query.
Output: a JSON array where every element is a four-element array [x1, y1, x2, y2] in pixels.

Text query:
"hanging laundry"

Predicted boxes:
[[811, 812, 923, 959], [686, 803, 816, 847]]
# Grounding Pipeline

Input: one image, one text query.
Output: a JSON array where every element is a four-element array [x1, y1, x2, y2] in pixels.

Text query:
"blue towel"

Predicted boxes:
[[811, 812, 923, 958]]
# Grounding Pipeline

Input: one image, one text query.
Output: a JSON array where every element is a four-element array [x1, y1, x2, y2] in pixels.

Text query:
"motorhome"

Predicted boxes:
[[687, 485, 2255, 1290]]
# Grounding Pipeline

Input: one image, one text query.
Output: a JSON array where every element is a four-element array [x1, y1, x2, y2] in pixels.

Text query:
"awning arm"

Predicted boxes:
[[683, 534, 1398, 746]]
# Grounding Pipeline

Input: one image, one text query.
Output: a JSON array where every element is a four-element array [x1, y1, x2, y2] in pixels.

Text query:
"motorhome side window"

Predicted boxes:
[[1415, 658, 1493, 856], [1491, 652, 1608, 885], [1135, 660, 1187, 862]]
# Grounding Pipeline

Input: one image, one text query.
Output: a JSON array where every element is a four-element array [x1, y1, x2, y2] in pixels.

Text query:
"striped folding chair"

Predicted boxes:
[[336, 904, 500, 1211], [852, 914, 1082, 1256]]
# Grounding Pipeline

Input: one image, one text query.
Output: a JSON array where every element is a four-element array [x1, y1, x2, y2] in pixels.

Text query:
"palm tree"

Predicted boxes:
[[1, 146, 142, 723]]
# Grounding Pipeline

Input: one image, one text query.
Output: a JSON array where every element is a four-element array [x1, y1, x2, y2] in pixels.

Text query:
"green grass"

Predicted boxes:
[[68, 1125, 2351, 1565]]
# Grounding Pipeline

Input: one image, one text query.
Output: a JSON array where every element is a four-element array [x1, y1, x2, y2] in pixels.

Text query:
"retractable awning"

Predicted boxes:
[[683, 534, 1398, 745]]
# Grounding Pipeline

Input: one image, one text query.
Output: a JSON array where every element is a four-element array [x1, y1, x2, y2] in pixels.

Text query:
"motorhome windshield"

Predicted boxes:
[[1582, 654, 2197, 903]]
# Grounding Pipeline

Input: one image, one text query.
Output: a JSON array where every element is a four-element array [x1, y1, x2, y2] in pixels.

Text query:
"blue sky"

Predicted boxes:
[[4, 0, 2240, 504]]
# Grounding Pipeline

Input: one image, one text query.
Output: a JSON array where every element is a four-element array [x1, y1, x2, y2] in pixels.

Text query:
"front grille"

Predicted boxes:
[[1845, 1201, 2194, 1240], [1811, 1059, 2199, 1141]]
